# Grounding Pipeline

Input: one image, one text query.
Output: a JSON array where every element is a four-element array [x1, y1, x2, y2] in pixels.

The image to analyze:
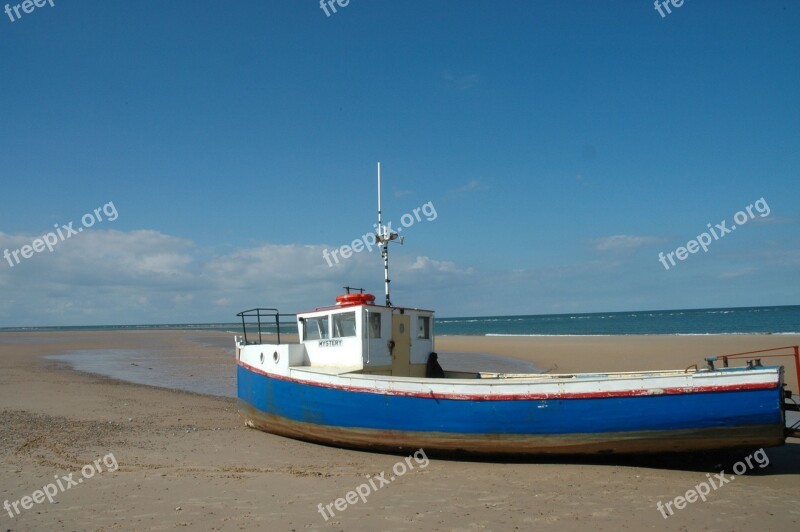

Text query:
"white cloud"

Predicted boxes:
[[750, 215, 796, 225], [0, 229, 462, 325], [719, 268, 758, 279], [589, 234, 664, 252], [442, 70, 479, 91], [408, 256, 473, 274], [450, 179, 488, 195]]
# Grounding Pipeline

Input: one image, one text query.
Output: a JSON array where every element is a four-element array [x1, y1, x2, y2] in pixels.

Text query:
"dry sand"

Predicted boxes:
[[1, 330, 798, 531], [438, 334, 800, 391]]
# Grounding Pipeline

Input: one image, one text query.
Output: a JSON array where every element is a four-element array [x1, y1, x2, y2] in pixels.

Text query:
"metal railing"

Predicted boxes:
[[705, 345, 799, 376], [236, 308, 296, 345], [705, 345, 800, 402]]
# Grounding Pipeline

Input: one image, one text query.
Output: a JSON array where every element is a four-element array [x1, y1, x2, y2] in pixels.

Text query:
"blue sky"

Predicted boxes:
[[1, 1, 798, 326]]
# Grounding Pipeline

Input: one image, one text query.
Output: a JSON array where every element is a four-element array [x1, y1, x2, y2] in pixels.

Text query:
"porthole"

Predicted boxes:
[[260, 352, 264, 364], [273, 351, 280, 363]]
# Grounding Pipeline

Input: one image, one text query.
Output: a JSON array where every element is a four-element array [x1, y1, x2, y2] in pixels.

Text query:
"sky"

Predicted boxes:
[[0, 1, 798, 326]]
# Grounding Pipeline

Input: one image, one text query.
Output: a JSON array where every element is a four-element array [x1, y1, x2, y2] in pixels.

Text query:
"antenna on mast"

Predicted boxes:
[[376, 162, 402, 307]]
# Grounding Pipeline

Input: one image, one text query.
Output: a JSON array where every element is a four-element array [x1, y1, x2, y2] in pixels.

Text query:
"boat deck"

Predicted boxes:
[[287, 364, 774, 382]]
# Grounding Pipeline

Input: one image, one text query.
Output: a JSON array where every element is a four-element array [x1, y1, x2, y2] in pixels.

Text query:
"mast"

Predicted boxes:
[[376, 162, 401, 307]]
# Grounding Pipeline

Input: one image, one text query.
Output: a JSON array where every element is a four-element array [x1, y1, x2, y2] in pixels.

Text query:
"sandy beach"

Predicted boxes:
[[1, 330, 798, 531]]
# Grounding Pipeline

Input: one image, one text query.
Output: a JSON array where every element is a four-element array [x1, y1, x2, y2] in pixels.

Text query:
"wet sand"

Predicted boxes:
[[0, 330, 798, 531]]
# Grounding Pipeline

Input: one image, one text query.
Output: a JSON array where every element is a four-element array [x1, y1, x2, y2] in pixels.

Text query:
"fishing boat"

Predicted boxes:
[[235, 164, 800, 455]]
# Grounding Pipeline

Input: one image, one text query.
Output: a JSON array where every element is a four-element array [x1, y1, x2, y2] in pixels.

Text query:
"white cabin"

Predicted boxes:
[[236, 292, 436, 378]]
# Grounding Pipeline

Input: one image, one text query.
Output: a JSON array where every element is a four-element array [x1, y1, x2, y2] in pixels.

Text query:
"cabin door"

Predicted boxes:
[[391, 315, 411, 376]]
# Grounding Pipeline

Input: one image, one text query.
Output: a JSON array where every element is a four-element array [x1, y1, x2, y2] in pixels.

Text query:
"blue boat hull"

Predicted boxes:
[[237, 364, 786, 455]]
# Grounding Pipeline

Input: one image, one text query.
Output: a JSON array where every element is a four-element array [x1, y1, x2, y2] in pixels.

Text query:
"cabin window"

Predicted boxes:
[[303, 316, 329, 341], [366, 312, 381, 339], [417, 316, 431, 339], [332, 312, 357, 338]]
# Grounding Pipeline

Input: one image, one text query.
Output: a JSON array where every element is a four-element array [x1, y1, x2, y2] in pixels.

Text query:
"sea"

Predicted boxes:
[[437, 305, 800, 336], [3, 304, 799, 336]]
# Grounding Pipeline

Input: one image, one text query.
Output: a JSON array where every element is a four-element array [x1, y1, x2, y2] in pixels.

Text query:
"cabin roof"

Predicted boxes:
[[298, 303, 435, 316]]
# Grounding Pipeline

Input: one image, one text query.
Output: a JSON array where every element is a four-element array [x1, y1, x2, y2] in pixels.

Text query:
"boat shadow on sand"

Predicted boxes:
[[331, 440, 800, 475]]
